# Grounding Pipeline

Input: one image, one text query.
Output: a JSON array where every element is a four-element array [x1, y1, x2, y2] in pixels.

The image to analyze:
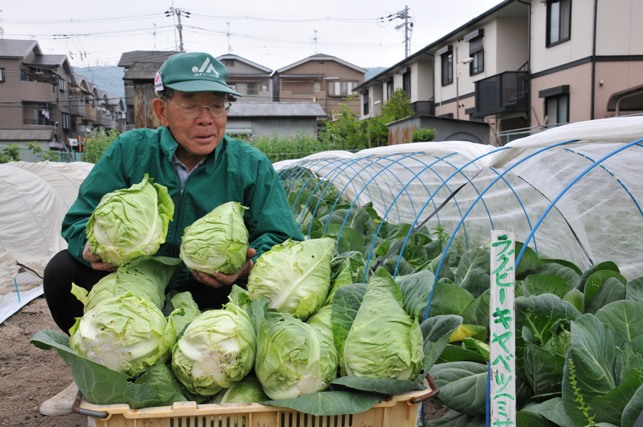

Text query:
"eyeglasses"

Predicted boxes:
[[162, 97, 231, 118]]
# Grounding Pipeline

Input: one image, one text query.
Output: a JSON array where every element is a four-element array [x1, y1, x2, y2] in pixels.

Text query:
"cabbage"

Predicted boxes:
[[86, 174, 174, 266], [180, 201, 249, 275], [255, 310, 326, 400], [69, 293, 175, 377], [211, 376, 268, 403], [307, 304, 339, 385], [166, 291, 201, 337], [247, 237, 336, 320], [71, 256, 182, 311], [342, 267, 424, 380], [171, 303, 256, 396]]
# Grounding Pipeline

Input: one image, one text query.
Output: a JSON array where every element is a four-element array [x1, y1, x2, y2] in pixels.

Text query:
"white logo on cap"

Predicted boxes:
[[192, 57, 220, 77], [154, 71, 164, 91]]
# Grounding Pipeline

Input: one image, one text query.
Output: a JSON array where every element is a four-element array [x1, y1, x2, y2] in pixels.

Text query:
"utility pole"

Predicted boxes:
[[165, 7, 191, 52], [380, 5, 413, 58]]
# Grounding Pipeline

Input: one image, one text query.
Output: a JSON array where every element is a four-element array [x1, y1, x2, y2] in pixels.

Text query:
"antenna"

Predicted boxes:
[[227, 22, 232, 53], [313, 29, 318, 54], [379, 5, 413, 58]]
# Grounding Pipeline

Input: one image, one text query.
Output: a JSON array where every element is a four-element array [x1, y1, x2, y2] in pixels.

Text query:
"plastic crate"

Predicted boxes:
[[75, 377, 438, 427]]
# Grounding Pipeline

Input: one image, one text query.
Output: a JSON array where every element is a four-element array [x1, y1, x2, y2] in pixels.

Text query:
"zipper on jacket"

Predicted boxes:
[[171, 171, 187, 258]]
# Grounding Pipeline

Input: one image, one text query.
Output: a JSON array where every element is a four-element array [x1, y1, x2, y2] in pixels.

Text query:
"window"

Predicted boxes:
[[547, 0, 571, 46], [402, 69, 411, 94], [327, 80, 357, 97], [62, 112, 71, 130], [0, 68, 5, 83], [540, 85, 569, 126], [59, 79, 65, 92], [545, 94, 569, 126], [232, 82, 258, 96], [386, 78, 394, 99], [439, 46, 453, 86], [363, 90, 369, 115], [465, 29, 484, 76]]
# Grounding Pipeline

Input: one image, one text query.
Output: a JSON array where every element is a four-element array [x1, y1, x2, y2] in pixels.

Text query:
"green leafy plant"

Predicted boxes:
[[412, 128, 438, 142]]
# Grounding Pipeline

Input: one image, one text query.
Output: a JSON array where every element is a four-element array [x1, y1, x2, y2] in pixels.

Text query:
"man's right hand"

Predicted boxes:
[[82, 242, 117, 272]]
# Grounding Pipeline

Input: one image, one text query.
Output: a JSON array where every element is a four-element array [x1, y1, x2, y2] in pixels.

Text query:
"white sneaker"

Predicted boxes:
[[39, 382, 79, 416]]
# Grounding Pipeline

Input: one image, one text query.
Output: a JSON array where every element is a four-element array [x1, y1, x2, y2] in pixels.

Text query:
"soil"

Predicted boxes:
[[0, 296, 448, 427]]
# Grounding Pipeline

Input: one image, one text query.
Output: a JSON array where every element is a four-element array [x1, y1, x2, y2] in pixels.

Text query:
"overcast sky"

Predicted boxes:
[[1, 0, 504, 70]]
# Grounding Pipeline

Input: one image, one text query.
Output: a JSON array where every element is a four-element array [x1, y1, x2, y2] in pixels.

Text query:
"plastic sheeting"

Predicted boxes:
[[277, 116, 643, 280], [0, 161, 92, 323]]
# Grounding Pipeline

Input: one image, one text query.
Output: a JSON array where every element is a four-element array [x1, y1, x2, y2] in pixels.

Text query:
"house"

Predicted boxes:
[[118, 50, 177, 129], [71, 73, 125, 140], [226, 102, 327, 138], [118, 51, 340, 137], [355, 0, 643, 145], [0, 39, 125, 157], [218, 54, 272, 102], [0, 39, 74, 152], [272, 53, 366, 119]]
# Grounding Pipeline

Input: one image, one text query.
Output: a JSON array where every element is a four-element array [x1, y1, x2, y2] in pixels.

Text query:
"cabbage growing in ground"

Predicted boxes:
[[69, 293, 175, 377], [247, 237, 336, 320], [86, 174, 174, 266], [171, 303, 256, 396], [180, 201, 249, 275]]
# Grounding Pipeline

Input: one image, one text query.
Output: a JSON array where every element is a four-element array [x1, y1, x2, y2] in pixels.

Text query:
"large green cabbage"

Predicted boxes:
[[71, 256, 182, 311], [342, 267, 424, 380], [247, 237, 336, 320], [307, 304, 339, 385], [171, 303, 256, 396], [211, 376, 268, 403], [180, 201, 249, 275], [86, 174, 174, 266], [69, 293, 175, 377], [255, 310, 327, 400]]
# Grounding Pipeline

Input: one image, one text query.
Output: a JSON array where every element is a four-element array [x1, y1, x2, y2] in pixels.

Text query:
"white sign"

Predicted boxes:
[[489, 230, 516, 426]]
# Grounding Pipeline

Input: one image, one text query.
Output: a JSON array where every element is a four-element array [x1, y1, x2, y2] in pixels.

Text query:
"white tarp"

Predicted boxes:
[[279, 116, 643, 279], [0, 161, 92, 324]]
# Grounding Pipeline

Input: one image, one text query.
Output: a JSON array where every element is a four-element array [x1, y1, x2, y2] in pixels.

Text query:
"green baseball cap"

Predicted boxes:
[[154, 52, 242, 96]]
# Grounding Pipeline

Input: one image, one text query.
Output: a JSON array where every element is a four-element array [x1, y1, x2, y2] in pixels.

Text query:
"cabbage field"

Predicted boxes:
[[31, 117, 643, 427]]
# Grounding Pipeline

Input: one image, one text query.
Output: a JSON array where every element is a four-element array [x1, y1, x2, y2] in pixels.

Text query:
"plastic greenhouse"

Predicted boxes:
[[0, 161, 93, 323], [276, 116, 643, 281]]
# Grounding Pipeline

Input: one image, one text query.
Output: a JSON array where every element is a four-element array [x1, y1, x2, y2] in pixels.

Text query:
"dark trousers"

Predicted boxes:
[[43, 250, 233, 334], [43, 250, 111, 334]]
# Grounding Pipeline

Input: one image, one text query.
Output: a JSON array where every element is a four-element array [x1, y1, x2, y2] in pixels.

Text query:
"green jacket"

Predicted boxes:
[[62, 126, 304, 292]]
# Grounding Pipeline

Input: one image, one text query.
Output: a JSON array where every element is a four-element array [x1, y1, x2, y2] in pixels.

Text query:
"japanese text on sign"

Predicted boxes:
[[489, 231, 516, 426]]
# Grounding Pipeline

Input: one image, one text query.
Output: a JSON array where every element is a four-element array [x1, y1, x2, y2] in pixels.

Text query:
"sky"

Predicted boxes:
[[0, 0, 504, 71]]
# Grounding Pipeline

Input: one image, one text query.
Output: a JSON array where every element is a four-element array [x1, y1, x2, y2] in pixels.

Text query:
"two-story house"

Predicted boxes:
[[0, 39, 126, 156], [273, 53, 365, 119], [0, 39, 74, 151], [118, 51, 343, 137], [356, 0, 643, 146], [119, 50, 177, 130]]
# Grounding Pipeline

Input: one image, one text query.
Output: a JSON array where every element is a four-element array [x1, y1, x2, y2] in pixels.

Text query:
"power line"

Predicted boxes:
[[379, 5, 413, 58]]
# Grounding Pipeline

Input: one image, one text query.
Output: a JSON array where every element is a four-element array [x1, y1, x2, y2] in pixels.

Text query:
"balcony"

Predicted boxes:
[[473, 71, 529, 118], [96, 108, 116, 129]]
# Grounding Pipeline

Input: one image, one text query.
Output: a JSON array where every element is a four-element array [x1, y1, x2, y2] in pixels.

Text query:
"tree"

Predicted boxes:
[[83, 129, 119, 163], [0, 144, 21, 163], [381, 89, 414, 123]]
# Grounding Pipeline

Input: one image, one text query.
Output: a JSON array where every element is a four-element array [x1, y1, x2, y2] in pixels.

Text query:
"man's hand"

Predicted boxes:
[[193, 248, 257, 289], [82, 242, 117, 272]]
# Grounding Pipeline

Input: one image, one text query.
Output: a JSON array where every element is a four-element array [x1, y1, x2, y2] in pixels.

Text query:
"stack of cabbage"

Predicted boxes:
[[32, 177, 456, 415]]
